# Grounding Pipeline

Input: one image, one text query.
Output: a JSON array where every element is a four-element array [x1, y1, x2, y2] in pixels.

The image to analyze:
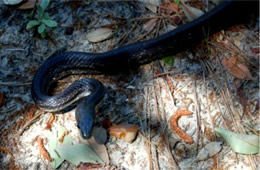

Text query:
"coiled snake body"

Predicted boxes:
[[31, 0, 258, 138]]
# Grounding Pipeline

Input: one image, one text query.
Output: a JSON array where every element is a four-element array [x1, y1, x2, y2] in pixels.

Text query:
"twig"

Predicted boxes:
[[153, 68, 184, 78]]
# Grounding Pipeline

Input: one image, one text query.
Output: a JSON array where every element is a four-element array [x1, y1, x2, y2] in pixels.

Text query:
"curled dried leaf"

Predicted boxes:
[[108, 124, 138, 143], [37, 136, 52, 162], [170, 110, 193, 144]]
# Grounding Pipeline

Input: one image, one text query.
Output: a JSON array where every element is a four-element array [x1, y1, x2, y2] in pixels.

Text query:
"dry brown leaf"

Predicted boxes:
[[108, 124, 139, 143], [163, 1, 179, 14], [37, 136, 52, 162], [237, 86, 247, 109], [143, 18, 157, 32], [44, 114, 55, 130], [0, 92, 5, 107], [86, 28, 113, 43], [194, 142, 223, 162], [222, 57, 253, 80], [18, 0, 41, 9], [181, 3, 204, 21], [142, 0, 161, 13]]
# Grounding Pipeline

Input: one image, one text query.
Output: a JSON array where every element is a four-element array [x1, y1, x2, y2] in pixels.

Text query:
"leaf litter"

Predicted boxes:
[[0, 0, 259, 170]]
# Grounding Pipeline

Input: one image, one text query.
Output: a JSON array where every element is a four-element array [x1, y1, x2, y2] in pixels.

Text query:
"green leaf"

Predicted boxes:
[[43, 13, 51, 20], [26, 20, 40, 29], [174, 0, 181, 6], [48, 125, 72, 169], [215, 128, 260, 154], [36, 5, 44, 19], [38, 23, 45, 34], [40, 31, 46, 38], [42, 19, 57, 27], [40, 0, 50, 10], [163, 56, 174, 66], [56, 143, 104, 165]]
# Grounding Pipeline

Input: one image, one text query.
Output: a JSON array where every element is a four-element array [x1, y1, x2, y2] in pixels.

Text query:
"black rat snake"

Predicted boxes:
[[31, 0, 258, 138]]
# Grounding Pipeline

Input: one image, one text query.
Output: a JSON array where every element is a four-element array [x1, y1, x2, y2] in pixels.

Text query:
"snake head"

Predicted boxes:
[[78, 117, 94, 139], [75, 101, 96, 139]]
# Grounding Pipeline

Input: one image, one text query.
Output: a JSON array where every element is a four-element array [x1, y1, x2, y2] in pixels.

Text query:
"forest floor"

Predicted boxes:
[[0, 0, 259, 170]]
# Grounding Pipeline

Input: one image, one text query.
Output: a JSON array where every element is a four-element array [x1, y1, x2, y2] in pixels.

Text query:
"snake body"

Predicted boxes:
[[31, 0, 258, 138]]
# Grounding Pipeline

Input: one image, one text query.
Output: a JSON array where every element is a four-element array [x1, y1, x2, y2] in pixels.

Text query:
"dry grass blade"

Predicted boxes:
[[151, 82, 160, 170], [200, 60, 218, 140], [192, 75, 202, 152], [146, 87, 153, 170]]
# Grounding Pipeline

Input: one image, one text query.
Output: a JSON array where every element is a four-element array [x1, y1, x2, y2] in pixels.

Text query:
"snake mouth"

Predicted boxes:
[[79, 129, 92, 139]]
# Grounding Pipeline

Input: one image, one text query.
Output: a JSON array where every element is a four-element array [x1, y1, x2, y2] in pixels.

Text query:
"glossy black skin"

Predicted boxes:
[[31, 0, 258, 139]]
